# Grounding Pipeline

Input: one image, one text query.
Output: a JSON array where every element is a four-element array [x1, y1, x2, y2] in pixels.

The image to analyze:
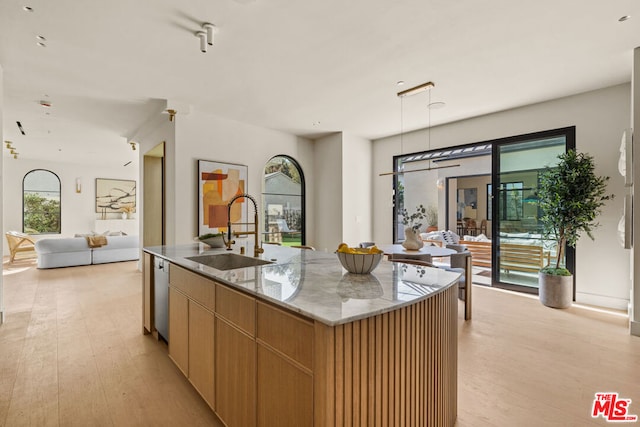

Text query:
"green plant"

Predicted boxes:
[[538, 150, 613, 275], [400, 204, 426, 232], [425, 205, 438, 227]]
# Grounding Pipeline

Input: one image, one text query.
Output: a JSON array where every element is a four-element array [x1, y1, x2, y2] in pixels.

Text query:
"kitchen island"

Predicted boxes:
[[143, 243, 460, 426]]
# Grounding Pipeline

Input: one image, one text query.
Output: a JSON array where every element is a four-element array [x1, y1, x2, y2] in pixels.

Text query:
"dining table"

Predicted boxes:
[[379, 244, 457, 258]]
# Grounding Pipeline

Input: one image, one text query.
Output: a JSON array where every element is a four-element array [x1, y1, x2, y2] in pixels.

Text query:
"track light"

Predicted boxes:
[[196, 31, 207, 53], [202, 23, 215, 46]]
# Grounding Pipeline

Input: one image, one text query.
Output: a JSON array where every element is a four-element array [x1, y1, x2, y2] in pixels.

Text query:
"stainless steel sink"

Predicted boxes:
[[186, 253, 273, 270]]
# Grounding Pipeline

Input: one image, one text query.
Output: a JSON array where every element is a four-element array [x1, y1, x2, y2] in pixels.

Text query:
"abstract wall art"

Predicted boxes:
[[198, 160, 248, 236], [95, 178, 136, 213]]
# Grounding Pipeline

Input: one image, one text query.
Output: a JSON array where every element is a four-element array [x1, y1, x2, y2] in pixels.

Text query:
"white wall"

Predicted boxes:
[[373, 84, 631, 310], [164, 110, 316, 248], [2, 157, 139, 252], [312, 134, 343, 252], [132, 113, 175, 245], [342, 133, 373, 247]]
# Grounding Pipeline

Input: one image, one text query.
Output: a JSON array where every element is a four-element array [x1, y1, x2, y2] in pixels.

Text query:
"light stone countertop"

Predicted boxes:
[[144, 243, 461, 326]]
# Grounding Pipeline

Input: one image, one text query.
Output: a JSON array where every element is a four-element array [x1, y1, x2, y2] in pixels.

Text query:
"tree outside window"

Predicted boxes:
[[23, 169, 61, 234]]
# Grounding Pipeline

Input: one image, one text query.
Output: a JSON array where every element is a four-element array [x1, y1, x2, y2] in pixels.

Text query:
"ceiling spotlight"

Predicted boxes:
[[23, 6, 33, 12], [39, 100, 51, 108], [166, 109, 177, 122], [195, 30, 207, 53], [619, 15, 631, 22], [13, 154, 18, 159], [5, 141, 13, 148], [203, 23, 216, 46], [36, 35, 46, 41], [10, 149, 16, 154], [129, 141, 137, 151]]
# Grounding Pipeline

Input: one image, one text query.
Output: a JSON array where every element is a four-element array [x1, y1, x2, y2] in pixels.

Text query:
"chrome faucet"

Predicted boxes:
[[225, 193, 264, 258]]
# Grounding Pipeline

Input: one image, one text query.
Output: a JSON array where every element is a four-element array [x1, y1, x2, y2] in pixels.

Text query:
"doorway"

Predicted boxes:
[[491, 127, 575, 293], [394, 126, 576, 295], [143, 142, 165, 247]]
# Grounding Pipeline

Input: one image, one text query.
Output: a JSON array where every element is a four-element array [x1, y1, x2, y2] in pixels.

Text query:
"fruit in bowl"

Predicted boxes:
[[336, 243, 383, 274]]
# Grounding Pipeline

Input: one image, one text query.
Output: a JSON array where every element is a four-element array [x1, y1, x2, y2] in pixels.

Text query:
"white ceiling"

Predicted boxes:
[[1, 0, 640, 168]]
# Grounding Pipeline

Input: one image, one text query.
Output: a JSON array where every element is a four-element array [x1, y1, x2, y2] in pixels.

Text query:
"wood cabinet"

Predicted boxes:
[[215, 317, 256, 426], [256, 302, 313, 426], [142, 252, 153, 334], [168, 265, 215, 409], [168, 287, 189, 376]]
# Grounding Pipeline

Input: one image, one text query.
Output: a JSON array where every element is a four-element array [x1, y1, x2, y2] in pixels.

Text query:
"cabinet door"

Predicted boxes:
[[168, 287, 189, 376], [189, 300, 215, 409], [215, 318, 256, 426], [257, 344, 313, 427], [143, 253, 153, 334]]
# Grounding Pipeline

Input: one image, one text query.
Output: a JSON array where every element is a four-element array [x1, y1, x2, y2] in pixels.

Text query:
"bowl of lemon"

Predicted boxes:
[[336, 243, 384, 274]]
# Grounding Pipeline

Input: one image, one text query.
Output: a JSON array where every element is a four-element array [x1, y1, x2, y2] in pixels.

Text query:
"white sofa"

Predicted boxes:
[[35, 235, 139, 269]]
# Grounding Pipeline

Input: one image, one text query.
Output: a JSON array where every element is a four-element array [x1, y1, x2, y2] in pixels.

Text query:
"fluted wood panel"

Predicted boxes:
[[315, 285, 458, 427]]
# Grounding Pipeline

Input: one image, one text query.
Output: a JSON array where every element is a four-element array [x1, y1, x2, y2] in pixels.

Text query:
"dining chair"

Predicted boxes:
[[449, 251, 472, 320], [445, 243, 468, 253]]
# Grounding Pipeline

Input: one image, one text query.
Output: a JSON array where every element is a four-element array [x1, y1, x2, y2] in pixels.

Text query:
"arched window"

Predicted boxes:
[[262, 156, 305, 246], [23, 169, 61, 234]]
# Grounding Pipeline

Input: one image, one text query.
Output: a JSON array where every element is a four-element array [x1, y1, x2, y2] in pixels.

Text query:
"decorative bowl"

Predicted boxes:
[[336, 251, 383, 274], [199, 235, 225, 248]]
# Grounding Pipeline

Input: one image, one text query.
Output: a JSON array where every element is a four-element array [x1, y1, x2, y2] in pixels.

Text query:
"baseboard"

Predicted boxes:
[[575, 292, 629, 311], [631, 320, 640, 337]]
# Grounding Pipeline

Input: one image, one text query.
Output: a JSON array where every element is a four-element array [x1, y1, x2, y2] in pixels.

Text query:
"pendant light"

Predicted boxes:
[[379, 81, 459, 176]]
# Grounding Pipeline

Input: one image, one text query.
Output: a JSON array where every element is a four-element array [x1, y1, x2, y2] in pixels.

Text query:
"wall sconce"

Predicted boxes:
[[76, 178, 82, 193]]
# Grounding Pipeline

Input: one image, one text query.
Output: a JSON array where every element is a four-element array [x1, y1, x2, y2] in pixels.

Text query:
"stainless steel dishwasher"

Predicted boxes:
[[154, 257, 169, 342]]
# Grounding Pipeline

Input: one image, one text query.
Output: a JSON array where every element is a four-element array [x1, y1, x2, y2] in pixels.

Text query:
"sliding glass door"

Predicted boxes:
[[491, 127, 575, 293]]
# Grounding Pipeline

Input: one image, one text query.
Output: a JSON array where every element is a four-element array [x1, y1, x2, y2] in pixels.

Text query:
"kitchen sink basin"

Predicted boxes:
[[186, 253, 273, 270]]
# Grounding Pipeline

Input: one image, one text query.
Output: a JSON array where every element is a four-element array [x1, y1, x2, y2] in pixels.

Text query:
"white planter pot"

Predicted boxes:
[[538, 272, 573, 309], [402, 227, 424, 251]]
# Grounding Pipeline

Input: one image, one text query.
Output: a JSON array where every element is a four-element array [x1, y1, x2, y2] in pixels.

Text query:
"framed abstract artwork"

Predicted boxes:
[[95, 178, 136, 213], [198, 160, 248, 237]]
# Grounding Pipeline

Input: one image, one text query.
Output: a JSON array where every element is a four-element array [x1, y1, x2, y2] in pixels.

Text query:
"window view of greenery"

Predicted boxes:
[[23, 170, 61, 234], [263, 156, 304, 246]]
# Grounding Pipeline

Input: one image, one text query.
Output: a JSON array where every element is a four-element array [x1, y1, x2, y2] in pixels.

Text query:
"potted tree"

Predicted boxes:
[[425, 204, 439, 232], [537, 150, 613, 308]]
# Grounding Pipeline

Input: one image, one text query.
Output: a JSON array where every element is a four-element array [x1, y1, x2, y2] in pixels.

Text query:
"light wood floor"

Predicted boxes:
[[1, 258, 638, 426]]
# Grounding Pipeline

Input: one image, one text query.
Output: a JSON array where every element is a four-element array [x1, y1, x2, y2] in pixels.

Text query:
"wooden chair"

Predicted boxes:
[[6, 231, 37, 262]]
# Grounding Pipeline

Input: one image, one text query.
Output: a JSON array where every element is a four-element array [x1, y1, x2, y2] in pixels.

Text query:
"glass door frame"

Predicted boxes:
[[490, 126, 576, 295]]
